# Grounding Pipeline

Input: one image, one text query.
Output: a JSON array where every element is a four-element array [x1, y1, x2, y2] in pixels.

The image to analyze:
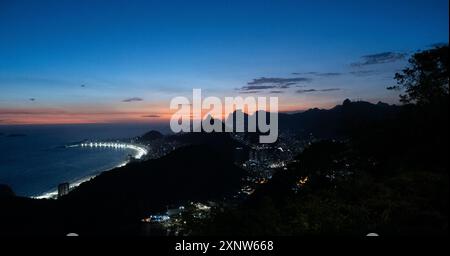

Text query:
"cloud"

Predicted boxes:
[[292, 72, 317, 75], [239, 90, 262, 94], [281, 82, 297, 87], [351, 52, 406, 66], [237, 90, 284, 94], [296, 88, 341, 94], [320, 88, 341, 92], [315, 72, 342, 77], [142, 114, 161, 118], [293, 72, 342, 77], [296, 89, 317, 93], [122, 97, 143, 102], [240, 85, 278, 90], [247, 77, 312, 86], [239, 77, 311, 91]]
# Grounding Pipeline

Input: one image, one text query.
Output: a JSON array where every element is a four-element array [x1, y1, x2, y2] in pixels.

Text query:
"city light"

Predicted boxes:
[[80, 142, 148, 159]]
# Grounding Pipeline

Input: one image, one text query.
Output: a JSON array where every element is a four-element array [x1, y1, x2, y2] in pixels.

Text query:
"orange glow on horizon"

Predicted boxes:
[[0, 108, 171, 125], [0, 100, 335, 125]]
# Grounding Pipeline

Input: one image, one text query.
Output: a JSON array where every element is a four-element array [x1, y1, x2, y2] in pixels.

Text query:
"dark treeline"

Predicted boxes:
[[191, 45, 449, 235]]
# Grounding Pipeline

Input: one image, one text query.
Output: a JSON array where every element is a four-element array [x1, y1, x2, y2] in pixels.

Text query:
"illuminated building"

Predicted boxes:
[[58, 182, 70, 198]]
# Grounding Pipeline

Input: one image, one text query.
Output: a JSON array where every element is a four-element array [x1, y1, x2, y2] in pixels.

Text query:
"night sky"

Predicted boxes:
[[0, 0, 448, 124]]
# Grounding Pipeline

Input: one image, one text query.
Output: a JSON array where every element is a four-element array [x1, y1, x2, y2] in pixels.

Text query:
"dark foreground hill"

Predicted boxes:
[[191, 100, 449, 235], [140, 130, 164, 142], [0, 143, 244, 236]]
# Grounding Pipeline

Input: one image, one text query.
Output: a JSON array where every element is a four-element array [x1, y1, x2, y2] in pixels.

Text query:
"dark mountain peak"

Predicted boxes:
[[376, 101, 391, 107], [332, 99, 394, 113], [279, 100, 399, 138], [140, 130, 163, 141], [203, 114, 215, 123], [226, 109, 249, 122], [303, 107, 326, 113]]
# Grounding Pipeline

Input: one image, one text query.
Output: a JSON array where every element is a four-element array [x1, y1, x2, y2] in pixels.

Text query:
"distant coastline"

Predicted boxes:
[[32, 142, 148, 199], [32, 160, 129, 199]]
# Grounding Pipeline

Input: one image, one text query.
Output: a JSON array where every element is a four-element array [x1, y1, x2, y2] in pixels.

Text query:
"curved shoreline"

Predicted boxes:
[[32, 142, 148, 199]]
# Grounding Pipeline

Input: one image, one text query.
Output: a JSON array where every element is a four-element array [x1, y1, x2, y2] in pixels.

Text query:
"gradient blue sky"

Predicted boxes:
[[0, 0, 448, 124]]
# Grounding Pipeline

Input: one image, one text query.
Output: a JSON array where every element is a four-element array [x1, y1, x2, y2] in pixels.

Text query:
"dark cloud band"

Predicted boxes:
[[351, 52, 406, 66], [296, 88, 340, 94], [122, 97, 143, 102]]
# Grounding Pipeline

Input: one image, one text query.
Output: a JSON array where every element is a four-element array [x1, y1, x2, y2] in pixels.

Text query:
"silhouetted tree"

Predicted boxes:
[[389, 45, 448, 105]]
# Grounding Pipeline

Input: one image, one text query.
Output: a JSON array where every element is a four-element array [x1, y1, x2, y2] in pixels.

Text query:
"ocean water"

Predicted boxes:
[[0, 123, 167, 197]]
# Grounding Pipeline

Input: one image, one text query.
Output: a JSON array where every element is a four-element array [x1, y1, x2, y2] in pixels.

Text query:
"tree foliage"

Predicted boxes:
[[390, 45, 448, 105]]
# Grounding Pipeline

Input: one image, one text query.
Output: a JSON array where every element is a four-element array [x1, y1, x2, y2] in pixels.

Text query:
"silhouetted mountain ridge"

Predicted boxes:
[[220, 99, 399, 139], [277, 99, 400, 138], [140, 130, 164, 141]]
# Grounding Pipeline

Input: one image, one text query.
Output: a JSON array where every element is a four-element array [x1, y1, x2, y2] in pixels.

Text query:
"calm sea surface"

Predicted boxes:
[[0, 123, 167, 197]]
